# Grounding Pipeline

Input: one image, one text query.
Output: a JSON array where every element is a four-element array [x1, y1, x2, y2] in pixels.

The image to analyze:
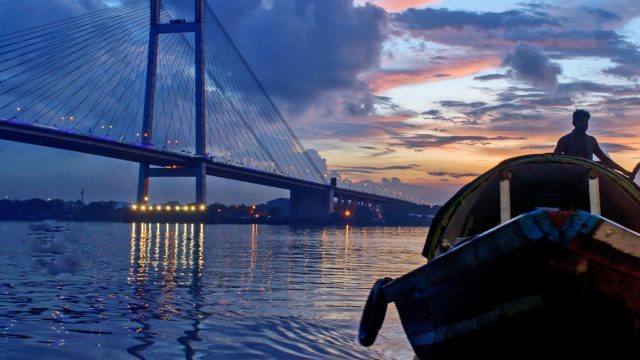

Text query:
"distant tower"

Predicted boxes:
[[137, 0, 207, 205], [81, 188, 85, 203]]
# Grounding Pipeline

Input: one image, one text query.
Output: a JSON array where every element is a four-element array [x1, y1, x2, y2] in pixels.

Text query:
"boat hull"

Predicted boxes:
[[380, 211, 640, 358]]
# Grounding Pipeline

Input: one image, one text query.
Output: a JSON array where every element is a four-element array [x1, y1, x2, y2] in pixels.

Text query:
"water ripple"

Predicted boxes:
[[0, 222, 426, 359]]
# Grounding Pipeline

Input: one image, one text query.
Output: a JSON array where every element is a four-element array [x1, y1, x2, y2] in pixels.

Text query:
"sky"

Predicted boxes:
[[0, 0, 639, 205]]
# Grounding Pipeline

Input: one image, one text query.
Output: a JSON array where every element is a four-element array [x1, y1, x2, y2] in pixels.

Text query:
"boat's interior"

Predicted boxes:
[[436, 160, 640, 251]]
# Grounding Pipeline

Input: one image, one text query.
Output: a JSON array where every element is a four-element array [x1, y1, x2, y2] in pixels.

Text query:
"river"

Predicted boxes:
[[0, 222, 428, 359]]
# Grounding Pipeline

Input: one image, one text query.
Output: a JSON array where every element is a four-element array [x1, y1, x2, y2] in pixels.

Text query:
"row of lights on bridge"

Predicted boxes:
[[131, 204, 207, 212]]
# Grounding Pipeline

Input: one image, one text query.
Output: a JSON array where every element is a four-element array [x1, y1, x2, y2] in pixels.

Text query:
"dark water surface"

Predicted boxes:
[[0, 222, 427, 359]]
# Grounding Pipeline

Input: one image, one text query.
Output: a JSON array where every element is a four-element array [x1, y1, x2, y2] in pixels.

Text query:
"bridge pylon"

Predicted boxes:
[[137, 0, 207, 205]]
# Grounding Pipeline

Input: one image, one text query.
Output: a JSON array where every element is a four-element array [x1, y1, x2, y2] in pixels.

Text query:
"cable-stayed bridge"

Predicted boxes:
[[0, 0, 421, 221]]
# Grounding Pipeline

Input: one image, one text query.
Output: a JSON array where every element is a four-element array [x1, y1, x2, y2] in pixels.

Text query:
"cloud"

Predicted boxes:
[[489, 111, 546, 123], [334, 175, 452, 204], [205, 0, 263, 34], [308, 120, 383, 139], [421, 109, 440, 116], [299, 105, 419, 141], [357, 145, 397, 157], [521, 144, 555, 150], [344, 86, 378, 116], [557, 81, 636, 96], [210, 0, 388, 111], [594, 130, 638, 138], [480, 81, 640, 123], [514, 30, 640, 78], [362, 0, 437, 12], [468, 80, 640, 131], [599, 143, 636, 152], [428, 171, 480, 178], [429, 88, 575, 128], [580, 7, 622, 23], [382, 176, 404, 185], [390, 3, 640, 80], [439, 100, 487, 109], [503, 43, 562, 89], [464, 102, 520, 119], [333, 164, 419, 174], [377, 100, 421, 120], [604, 64, 640, 79], [391, 133, 525, 149], [393, 8, 556, 30], [601, 97, 640, 107], [373, 147, 396, 156], [474, 73, 506, 81], [0, 0, 107, 32], [304, 148, 329, 175], [369, 56, 500, 93], [342, 86, 422, 117]]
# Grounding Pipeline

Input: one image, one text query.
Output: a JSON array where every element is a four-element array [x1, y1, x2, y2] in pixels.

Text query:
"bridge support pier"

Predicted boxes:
[[137, 163, 150, 203], [136, 161, 207, 205], [195, 160, 207, 204], [290, 188, 334, 222]]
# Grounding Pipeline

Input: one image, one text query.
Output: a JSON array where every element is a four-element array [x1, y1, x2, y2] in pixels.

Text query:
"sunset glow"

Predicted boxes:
[[357, 0, 439, 12], [1, 0, 639, 205]]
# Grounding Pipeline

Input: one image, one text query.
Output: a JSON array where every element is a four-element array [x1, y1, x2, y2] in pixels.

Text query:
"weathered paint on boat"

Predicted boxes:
[[388, 210, 640, 357]]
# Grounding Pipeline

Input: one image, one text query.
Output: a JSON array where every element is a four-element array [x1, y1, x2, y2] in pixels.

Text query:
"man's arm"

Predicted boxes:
[[592, 138, 632, 176]]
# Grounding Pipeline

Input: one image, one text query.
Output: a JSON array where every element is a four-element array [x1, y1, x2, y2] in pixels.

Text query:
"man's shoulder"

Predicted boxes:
[[586, 134, 599, 145], [558, 133, 572, 142]]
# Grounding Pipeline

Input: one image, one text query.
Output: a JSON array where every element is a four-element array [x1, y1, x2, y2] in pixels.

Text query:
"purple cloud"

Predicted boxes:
[[211, 0, 388, 111], [473, 73, 506, 81], [391, 133, 525, 149], [334, 165, 419, 174], [503, 43, 562, 89], [580, 7, 622, 23], [521, 144, 555, 150], [391, 4, 640, 79], [393, 8, 556, 30]]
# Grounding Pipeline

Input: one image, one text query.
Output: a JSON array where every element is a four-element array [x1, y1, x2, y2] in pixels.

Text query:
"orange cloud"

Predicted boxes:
[[368, 56, 501, 93], [358, 0, 438, 12]]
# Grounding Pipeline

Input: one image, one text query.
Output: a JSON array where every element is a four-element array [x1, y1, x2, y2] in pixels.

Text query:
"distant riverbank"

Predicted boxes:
[[0, 198, 439, 226]]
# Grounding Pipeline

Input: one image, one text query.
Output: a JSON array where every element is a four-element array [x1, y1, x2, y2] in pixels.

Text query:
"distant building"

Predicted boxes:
[[267, 198, 290, 218]]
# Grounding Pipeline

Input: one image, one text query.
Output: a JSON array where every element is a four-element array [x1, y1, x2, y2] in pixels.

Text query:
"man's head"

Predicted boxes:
[[572, 109, 590, 133]]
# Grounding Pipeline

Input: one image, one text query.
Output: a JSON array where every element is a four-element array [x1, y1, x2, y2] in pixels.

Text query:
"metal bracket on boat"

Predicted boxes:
[[588, 170, 601, 215], [499, 169, 512, 224]]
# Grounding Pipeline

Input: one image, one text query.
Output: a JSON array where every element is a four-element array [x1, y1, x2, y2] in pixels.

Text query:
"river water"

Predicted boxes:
[[0, 222, 428, 359]]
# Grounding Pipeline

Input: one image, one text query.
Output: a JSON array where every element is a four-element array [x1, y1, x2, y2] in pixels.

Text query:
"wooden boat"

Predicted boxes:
[[359, 154, 640, 358]]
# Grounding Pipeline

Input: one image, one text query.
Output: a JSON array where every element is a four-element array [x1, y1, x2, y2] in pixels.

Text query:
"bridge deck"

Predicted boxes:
[[0, 119, 418, 206]]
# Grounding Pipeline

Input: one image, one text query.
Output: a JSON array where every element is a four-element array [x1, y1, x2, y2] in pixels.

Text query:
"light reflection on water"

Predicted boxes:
[[0, 222, 427, 359]]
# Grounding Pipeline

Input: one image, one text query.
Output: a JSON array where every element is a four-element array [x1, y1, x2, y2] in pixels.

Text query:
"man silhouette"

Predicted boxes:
[[554, 109, 639, 180]]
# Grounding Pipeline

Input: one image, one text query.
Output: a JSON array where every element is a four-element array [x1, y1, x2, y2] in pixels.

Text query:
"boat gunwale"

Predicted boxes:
[[422, 154, 640, 259]]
